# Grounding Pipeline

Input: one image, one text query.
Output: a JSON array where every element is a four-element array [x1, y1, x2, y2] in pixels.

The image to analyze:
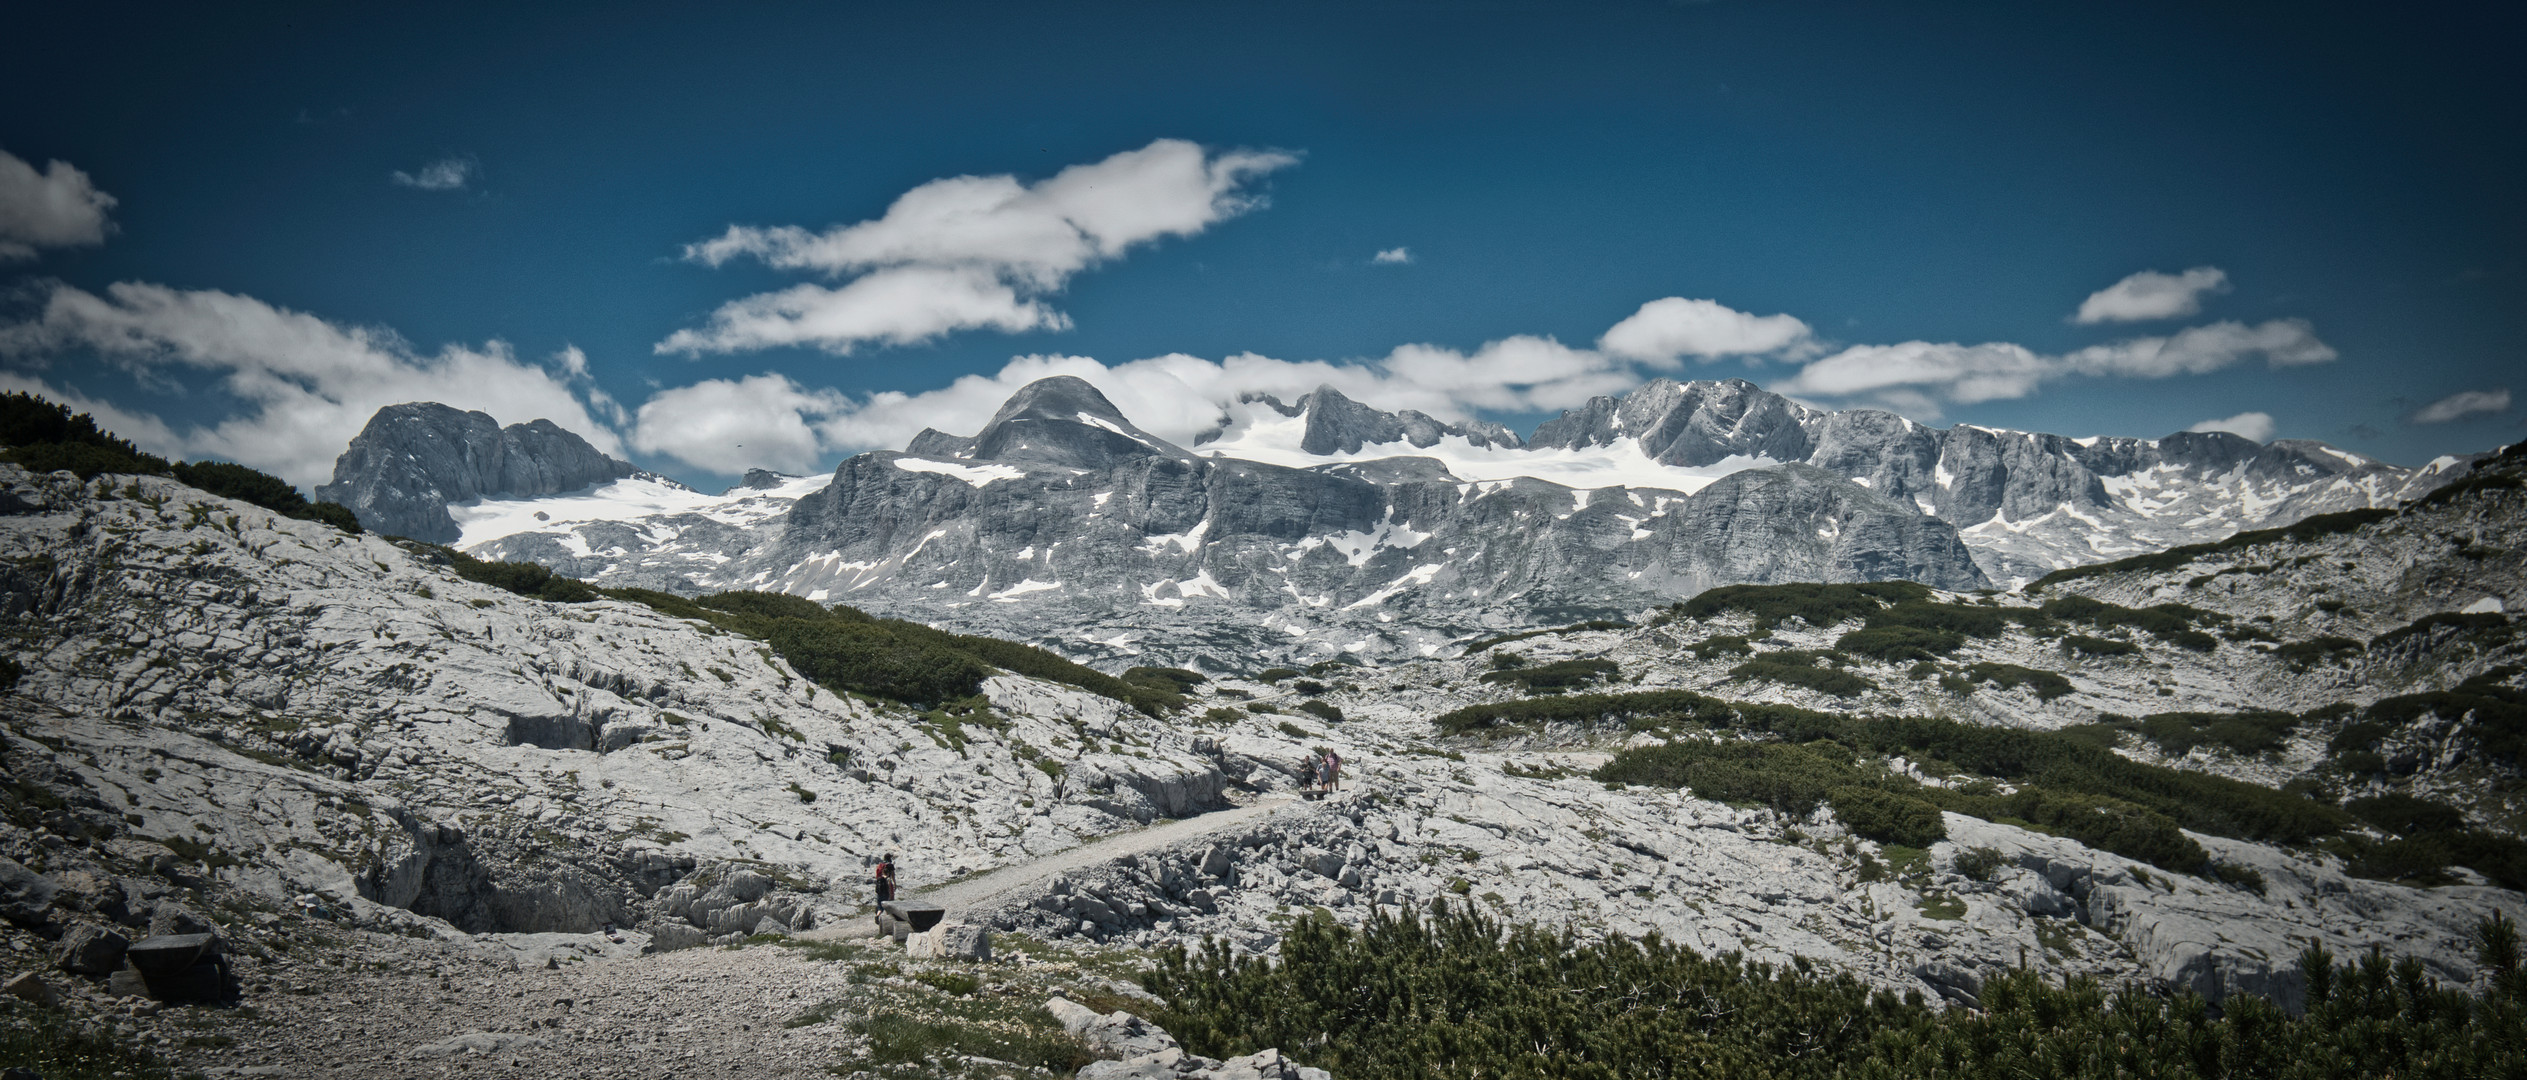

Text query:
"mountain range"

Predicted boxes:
[[382, 375, 2466, 668]]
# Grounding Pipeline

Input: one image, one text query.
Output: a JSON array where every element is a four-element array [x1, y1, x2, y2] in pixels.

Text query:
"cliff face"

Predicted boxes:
[[313, 403, 637, 542]]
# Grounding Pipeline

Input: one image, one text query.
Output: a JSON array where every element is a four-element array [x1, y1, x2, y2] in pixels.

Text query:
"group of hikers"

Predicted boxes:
[[1299, 747, 1342, 795]]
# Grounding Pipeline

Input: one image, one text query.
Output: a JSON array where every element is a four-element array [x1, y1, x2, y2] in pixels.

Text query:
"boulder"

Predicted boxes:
[[2, 971, 59, 1007], [0, 858, 58, 927], [146, 902, 211, 939], [643, 922, 707, 953], [1046, 996, 1179, 1059], [53, 924, 130, 975], [906, 923, 991, 962]]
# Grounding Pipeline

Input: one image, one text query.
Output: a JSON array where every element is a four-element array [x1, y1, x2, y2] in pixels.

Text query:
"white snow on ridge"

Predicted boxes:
[[1197, 400, 1772, 495], [452, 473, 831, 549], [890, 457, 1027, 486]]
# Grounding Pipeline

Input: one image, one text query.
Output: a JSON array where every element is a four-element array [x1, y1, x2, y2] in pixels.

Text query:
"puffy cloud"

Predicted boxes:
[[1371, 247, 1412, 265], [2062, 319, 2335, 375], [662, 139, 1297, 355], [654, 266, 1069, 356], [628, 373, 849, 475], [2410, 387, 2512, 424], [2072, 266, 2230, 324], [2188, 411, 2276, 442], [0, 282, 618, 488], [626, 333, 1635, 475], [1777, 319, 2334, 413], [1598, 297, 1813, 366], [0, 150, 116, 261], [391, 156, 477, 191]]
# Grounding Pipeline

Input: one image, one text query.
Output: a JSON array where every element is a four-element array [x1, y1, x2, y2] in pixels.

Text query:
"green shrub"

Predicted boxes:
[[1957, 662, 2073, 700], [2135, 709, 2300, 756], [1148, 905, 2527, 1080], [1673, 581, 1932, 630], [1689, 635, 1756, 660], [1952, 846, 2008, 882], [1835, 624, 1965, 662], [1479, 658, 1618, 692], [1828, 786, 1947, 846], [1254, 667, 1301, 684], [2274, 635, 2363, 669], [0, 392, 174, 479], [1728, 654, 1875, 698], [1295, 699, 1345, 723], [1594, 740, 1862, 815]]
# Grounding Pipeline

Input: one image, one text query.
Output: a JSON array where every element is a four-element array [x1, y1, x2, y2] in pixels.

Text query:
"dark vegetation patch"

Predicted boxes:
[[428, 555, 1180, 712], [2275, 635, 2364, 670], [2127, 709, 2301, 757], [1441, 687, 2348, 875], [1728, 653, 1877, 698], [1479, 658, 1619, 693], [1953, 662, 2075, 701], [1, 391, 360, 532], [1149, 904, 2527, 1080], [1294, 699, 1345, 723]]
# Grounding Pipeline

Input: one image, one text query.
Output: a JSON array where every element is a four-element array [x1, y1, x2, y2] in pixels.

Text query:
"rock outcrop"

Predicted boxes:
[[314, 402, 638, 542]]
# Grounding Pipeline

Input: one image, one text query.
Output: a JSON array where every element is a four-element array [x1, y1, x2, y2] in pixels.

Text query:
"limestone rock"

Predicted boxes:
[[52, 923, 130, 975], [2, 972, 59, 1007], [0, 858, 57, 926], [906, 922, 990, 961], [1046, 996, 1180, 1059]]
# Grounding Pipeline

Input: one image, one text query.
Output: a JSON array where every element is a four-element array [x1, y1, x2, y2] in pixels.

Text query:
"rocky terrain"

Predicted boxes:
[[0, 413, 2519, 1076], [445, 376, 2462, 668]]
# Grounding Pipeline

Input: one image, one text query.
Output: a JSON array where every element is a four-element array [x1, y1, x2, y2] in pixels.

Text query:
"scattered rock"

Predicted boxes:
[[410, 1031, 551, 1058], [0, 858, 58, 927], [53, 923, 130, 975]]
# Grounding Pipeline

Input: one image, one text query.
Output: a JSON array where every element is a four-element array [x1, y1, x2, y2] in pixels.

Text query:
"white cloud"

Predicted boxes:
[[2411, 388, 2512, 424], [1777, 319, 2335, 414], [655, 265, 1070, 356], [1371, 247, 1412, 265], [2072, 266, 2230, 324], [2188, 411, 2275, 442], [625, 333, 1636, 475], [0, 282, 617, 488], [662, 138, 1298, 355], [0, 150, 116, 261], [629, 373, 848, 475], [1597, 297, 1813, 366], [391, 156, 478, 191]]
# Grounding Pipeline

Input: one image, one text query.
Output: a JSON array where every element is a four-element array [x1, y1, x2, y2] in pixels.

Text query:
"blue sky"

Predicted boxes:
[[1, 1, 2519, 487]]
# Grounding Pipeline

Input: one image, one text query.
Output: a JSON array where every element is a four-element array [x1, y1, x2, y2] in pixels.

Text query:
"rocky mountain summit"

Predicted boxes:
[[430, 376, 2458, 669], [314, 402, 641, 543]]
